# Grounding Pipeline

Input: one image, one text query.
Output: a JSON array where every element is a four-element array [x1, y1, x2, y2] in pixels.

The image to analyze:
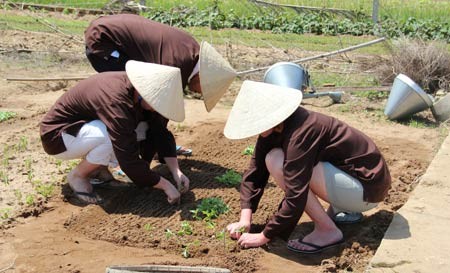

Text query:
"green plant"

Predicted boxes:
[[0, 111, 16, 122], [144, 223, 153, 232], [165, 228, 175, 239], [215, 170, 242, 186], [0, 171, 9, 185], [0, 208, 12, 220], [181, 240, 200, 258], [177, 221, 193, 236], [25, 194, 34, 206], [33, 180, 54, 198], [14, 190, 22, 201], [242, 145, 255, 155], [17, 136, 28, 152], [190, 197, 229, 223]]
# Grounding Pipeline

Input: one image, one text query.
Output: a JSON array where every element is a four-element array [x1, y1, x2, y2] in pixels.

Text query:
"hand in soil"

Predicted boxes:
[[227, 221, 250, 239], [237, 232, 270, 248], [173, 170, 190, 194], [153, 177, 181, 205]]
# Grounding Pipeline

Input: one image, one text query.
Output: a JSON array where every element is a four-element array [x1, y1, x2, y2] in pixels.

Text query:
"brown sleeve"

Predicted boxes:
[[99, 101, 161, 187], [240, 136, 272, 212]]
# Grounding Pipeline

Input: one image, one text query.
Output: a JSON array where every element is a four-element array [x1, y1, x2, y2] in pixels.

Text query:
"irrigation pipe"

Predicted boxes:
[[236, 37, 387, 76]]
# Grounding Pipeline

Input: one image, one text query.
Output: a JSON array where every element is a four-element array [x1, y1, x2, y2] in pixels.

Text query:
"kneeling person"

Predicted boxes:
[[40, 61, 189, 205]]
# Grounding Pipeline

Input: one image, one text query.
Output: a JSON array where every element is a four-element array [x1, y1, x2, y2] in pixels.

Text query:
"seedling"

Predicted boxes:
[[177, 221, 193, 236], [242, 145, 255, 155], [165, 228, 175, 239], [0, 171, 9, 185], [143, 223, 153, 232], [14, 190, 22, 201], [215, 170, 242, 187], [0, 111, 16, 122], [17, 136, 28, 152], [33, 180, 54, 198], [190, 197, 229, 223], [0, 208, 12, 220], [25, 194, 34, 206], [181, 240, 200, 258]]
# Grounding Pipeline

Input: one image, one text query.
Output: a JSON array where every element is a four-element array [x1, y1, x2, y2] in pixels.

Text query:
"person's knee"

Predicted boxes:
[[265, 148, 283, 173]]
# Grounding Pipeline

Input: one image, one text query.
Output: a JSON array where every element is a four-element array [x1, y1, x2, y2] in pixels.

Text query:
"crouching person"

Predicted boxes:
[[225, 81, 391, 254], [40, 61, 189, 205]]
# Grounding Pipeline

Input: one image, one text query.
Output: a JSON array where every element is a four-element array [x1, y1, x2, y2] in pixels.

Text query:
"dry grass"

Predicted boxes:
[[377, 38, 450, 94]]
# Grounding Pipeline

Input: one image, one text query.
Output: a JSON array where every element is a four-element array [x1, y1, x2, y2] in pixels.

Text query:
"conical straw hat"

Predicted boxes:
[[199, 41, 237, 112], [125, 61, 185, 122], [224, 80, 303, 140]]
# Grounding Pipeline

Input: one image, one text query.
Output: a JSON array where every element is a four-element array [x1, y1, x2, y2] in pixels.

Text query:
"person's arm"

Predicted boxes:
[[164, 157, 190, 193]]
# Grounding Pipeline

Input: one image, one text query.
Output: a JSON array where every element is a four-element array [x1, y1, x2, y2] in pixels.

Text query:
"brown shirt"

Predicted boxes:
[[241, 107, 391, 239], [84, 14, 200, 89], [40, 72, 176, 187]]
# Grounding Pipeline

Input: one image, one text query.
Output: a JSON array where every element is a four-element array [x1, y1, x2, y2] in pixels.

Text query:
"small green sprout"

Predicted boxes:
[[242, 145, 255, 155], [0, 111, 16, 122]]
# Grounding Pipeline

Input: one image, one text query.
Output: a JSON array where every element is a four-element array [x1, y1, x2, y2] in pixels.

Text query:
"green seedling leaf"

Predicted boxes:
[[0, 111, 16, 123], [165, 228, 175, 239], [242, 145, 255, 155], [191, 197, 229, 223], [215, 170, 242, 187], [144, 223, 153, 232]]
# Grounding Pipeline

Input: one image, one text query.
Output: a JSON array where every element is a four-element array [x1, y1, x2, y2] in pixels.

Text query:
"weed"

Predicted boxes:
[[190, 197, 229, 223], [354, 91, 389, 101], [24, 158, 32, 172], [242, 145, 255, 155], [215, 170, 242, 187], [0, 111, 16, 122]]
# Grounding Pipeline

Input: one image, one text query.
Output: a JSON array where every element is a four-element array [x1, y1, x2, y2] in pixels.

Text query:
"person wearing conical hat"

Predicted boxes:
[[85, 14, 236, 156], [40, 61, 189, 205], [85, 14, 236, 112], [224, 81, 391, 254]]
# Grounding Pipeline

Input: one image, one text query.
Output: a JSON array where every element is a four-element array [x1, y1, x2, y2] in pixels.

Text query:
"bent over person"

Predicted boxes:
[[40, 61, 189, 205], [84, 14, 236, 113], [224, 81, 391, 254]]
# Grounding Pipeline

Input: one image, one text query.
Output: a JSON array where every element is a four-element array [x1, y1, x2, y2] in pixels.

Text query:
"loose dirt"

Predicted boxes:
[[0, 10, 446, 273]]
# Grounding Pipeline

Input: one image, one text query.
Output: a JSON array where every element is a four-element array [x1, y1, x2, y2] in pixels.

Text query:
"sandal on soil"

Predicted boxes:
[[72, 190, 103, 205], [176, 145, 192, 156], [332, 212, 363, 224], [287, 238, 344, 254], [89, 178, 130, 189]]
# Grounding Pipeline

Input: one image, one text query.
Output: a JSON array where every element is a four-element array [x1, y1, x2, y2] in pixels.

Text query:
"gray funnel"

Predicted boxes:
[[384, 74, 433, 120]]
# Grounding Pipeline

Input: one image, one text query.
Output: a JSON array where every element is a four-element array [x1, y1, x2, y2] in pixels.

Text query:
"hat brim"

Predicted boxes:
[[126, 61, 185, 122], [224, 80, 303, 140], [199, 41, 237, 112]]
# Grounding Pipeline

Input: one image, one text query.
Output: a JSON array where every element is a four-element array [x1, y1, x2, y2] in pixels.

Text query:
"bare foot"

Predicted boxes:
[[68, 169, 98, 204]]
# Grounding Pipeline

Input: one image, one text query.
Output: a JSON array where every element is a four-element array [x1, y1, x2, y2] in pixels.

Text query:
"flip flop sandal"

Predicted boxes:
[[287, 238, 344, 254], [89, 178, 131, 189], [72, 190, 103, 205], [176, 145, 192, 156], [333, 212, 363, 224]]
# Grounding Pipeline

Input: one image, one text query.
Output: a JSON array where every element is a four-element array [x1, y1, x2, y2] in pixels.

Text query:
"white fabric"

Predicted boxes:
[[54, 120, 116, 166], [322, 162, 378, 213], [187, 61, 199, 82]]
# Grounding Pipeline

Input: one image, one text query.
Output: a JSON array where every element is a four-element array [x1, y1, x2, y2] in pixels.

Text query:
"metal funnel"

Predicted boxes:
[[263, 62, 309, 91], [263, 62, 342, 103], [384, 74, 434, 120]]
